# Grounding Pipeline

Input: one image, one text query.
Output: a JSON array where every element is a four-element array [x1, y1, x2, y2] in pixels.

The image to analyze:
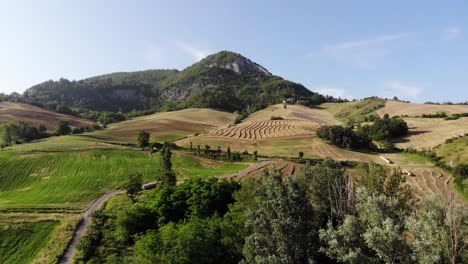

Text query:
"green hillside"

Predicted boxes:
[[21, 51, 337, 116]]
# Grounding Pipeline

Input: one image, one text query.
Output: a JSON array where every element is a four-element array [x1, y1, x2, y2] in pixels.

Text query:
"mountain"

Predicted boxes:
[[23, 51, 336, 115]]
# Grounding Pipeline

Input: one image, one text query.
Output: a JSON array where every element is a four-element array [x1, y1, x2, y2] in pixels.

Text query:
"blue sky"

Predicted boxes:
[[1, 0, 467, 102]]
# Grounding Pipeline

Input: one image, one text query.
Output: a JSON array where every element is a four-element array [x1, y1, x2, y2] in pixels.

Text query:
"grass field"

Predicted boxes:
[[0, 136, 249, 210], [0, 221, 58, 264], [435, 135, 468, 166], [91, 108, 236, 143], [394, 117, 468, 150], [321, 97, 386, 123], [378, 100, 468, 117], [0, 102, 94, 131]]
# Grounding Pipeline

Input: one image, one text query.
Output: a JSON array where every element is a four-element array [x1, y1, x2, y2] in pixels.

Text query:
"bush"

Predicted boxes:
[[270, 116, 283, 120], [55, 120, 71, 135]]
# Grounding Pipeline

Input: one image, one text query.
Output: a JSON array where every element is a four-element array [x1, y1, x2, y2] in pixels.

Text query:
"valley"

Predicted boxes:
[[0, 52, 466, 263]]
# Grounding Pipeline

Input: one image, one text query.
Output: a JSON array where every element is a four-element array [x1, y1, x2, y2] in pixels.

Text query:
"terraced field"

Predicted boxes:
[[0, 102, 94, 131], [208, 119, 319, 139], [245, 103, 339, 124], [385, 153, 462, 205], [378, 100, 468, 117]]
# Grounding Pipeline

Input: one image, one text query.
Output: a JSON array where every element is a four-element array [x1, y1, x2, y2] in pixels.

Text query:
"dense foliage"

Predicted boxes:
[[0, 121, 47, 147], [358, 114, 409, 141], [316, 125, 374, 150], [76, 158, 468, 263], [317, 115, 408, 150]]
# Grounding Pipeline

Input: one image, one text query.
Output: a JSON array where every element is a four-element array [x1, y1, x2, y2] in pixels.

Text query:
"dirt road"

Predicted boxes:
[[58, 190, 125, 264]]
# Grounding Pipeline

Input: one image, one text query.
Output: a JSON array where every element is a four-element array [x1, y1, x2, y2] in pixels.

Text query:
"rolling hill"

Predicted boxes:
[[0, 102, 94, 131], [91, 108, 236, 143], [21, 51, 336, 114]]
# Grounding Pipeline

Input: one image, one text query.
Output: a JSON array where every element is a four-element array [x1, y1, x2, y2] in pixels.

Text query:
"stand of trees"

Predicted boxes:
[[358, 114, 409, 141], [316, 125, 374, 150], [0, 121, 47, 147], [75, 158, 468, 263], [317, 115, 409, 150]]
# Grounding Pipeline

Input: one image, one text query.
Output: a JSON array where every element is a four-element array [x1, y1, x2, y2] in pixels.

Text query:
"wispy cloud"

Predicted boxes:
[[313, 87, 353, 99], [384, 80, 422, 99], [326, 34, 407, 50], [307, 33, 408, 69], [176, 42, 211, 62], [444, 27, 462, 40]]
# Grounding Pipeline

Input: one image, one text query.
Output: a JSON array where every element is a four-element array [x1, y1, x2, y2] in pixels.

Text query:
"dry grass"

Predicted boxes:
[[394, 117, 468, 150], [92, 108, 236, 143], [378, 100, 468, 117], [207, 104, 339, 140], [177, 135, 379, 162], [435, 135, 468, 166], [0, 102, 94, 131], [245, 104, 339, 124], [222, 159, 302, 180], [208, 119, 320, 139], [385, 153, 463, 205]]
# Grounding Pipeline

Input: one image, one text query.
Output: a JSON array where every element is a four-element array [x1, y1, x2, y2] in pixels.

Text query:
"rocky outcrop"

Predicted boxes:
[[208, 55, 271, 76]]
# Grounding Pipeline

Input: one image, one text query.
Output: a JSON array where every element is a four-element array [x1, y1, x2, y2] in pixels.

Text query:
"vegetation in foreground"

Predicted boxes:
[[0, 221, 58, 264], [75, 157, 467, 264]]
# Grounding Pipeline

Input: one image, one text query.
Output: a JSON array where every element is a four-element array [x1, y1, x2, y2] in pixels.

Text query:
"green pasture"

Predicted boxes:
[[0, 221, 57, 264]]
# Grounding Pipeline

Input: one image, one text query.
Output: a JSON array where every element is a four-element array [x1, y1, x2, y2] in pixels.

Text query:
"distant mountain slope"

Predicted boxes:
[[0, 102, 94, 131], [23, 51, 336, 114]]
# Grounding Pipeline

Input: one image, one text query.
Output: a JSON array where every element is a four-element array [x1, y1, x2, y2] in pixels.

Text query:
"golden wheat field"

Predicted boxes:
[[395, 117, 468, 150], [92, 108, 236, 143], [378, 100, 468, 117]]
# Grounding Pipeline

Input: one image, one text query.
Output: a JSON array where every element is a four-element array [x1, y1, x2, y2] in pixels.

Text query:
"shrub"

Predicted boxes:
[[270, 116, 283, 120]]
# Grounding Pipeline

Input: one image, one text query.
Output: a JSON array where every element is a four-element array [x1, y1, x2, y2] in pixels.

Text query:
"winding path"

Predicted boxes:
[[58, 190, 125, 264]]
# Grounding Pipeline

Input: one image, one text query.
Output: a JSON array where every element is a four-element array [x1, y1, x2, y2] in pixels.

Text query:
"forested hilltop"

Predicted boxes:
[[18, 51, 340, 119]]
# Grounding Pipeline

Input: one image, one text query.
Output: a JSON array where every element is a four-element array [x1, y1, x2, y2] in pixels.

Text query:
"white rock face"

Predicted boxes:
[[209, 57, 271, 76]]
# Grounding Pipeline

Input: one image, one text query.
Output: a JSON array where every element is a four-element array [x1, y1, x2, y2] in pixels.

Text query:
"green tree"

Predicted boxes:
[[406, 197, 467, 264], [55, 120, 71, 135], [159, 147, 176, 186], [116, 203, 157, 243], [453, 164, 468, 191], [320, 189, 410, 263], [137, 130, 150, 148], [301, 159, 356, 226], [134, 217, 231, 264], [242, 172, 318, 264], [125, 173, 143, 200]]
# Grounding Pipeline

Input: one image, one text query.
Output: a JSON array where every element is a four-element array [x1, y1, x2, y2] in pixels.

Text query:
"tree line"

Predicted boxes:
[[0, 120, 99, 148]]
